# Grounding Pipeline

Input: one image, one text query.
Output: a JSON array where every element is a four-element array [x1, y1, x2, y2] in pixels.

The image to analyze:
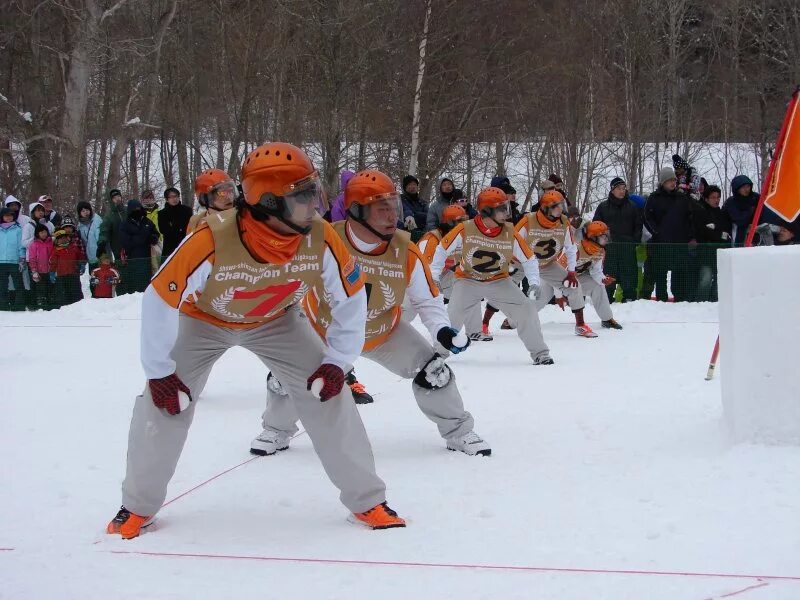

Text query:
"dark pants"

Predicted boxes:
[[53, 274, 83, 307], [694, 245, 721, 302], [32, 277, 53, 309], [124, 258, 151, 294], [641, 243, 669, 301], [604, 242, 639, 302], [0, 263, 25, 310]]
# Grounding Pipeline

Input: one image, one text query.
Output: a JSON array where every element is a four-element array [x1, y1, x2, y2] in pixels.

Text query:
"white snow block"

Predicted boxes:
[[718, 245, 800, 444]]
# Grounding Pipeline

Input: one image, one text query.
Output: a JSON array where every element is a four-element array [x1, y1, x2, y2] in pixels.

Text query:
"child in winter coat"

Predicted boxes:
[[49, 228, 86, 307], [0, 206, 26, 310], [90, 254, 120, 299], [27, 224, 54, 309]]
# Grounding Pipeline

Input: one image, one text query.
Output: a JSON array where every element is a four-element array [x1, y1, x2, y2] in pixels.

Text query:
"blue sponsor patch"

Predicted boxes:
[[346, 261, 361, 285]]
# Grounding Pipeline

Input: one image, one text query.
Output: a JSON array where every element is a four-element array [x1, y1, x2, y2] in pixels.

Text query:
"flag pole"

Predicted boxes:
[[706, 86, 800, 380]]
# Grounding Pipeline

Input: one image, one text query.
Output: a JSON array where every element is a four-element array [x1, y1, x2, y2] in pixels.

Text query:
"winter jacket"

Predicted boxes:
[[331, 170, 355, 222], [158, 202, 193, 257], [694, 201, 732, 244], [425, 179, 457, 231], [22, 203, 55, 249], [401, 191, 429, 229], [644, 186, 697, 243], [98, 202, 127, 260], [119, 210, 159, 260], [0, 220, 25, 263], [723, 175, 760, 245], [593, 193, 643, 243], [47, 210, 62, 228], [27, 237, 53, 274], [77, 209, 103, 263], [145, 206, 161, 238], [91, 263, 120, 298], [49, 241, 85, 276]]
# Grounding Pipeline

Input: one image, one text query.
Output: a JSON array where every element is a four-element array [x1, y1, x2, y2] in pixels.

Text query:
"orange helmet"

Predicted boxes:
[[442, 204, 467, 223], [539, 189, 566, 220], [194, 169, 235, 210], [440, 204, 467, 234], [240, 142, 323, 234], [477, 187, 509, 219], [585, 220, 610, 244], [345, 169, 401, 241]]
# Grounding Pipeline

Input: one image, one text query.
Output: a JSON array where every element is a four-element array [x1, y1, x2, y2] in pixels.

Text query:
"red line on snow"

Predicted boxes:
[[106, 550, 800, 583], [160, 430, 307, 509], [718, 581, 771, 597], [160, 456, 261, 509]]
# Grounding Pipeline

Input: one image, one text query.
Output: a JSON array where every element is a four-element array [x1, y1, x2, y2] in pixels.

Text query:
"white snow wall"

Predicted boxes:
[[718, 245, 800, 444]]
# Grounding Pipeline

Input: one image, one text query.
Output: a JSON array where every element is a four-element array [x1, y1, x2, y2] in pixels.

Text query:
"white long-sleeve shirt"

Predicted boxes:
[[140, 223, 366, 379]]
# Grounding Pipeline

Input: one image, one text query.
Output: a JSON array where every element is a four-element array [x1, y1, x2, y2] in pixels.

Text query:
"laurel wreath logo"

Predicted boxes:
[[367, 280, 395, 321], [211, 286, 247, 319]]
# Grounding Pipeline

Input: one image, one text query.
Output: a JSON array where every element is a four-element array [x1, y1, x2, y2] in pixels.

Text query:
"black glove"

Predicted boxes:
[[436, 326, 470, 354], [96, 241, 107, 259]]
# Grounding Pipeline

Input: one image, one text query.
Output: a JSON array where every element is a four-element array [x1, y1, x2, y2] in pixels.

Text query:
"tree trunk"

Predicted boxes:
[[409, 0, 432, 177], [176, 128, 191, 206], [129, 140, 139, 198]]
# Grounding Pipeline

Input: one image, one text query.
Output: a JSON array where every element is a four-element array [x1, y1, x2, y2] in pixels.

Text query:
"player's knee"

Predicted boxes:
[[413, 354, 453, 390]]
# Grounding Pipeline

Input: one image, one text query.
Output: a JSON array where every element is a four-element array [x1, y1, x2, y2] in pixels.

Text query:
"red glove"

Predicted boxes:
[[564, 271, 579, 288], [149, 374, 192, 415], [307, 363, 345, 402], [555, 297, 567, 311], [602, 276, 616, 287]]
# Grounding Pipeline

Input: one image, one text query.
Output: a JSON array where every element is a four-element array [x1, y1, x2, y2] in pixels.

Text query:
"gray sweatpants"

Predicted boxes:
[[578, 273, 614, 321], [534, 262, 585, 311], [401, 271, 482, 337], [263, 320, 474, 441], [122, 311, 386, 516], [447, 278, 550, 361]]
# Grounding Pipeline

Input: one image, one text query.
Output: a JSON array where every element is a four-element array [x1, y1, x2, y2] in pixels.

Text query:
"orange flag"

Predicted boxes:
[[764, 91, 800, 222]]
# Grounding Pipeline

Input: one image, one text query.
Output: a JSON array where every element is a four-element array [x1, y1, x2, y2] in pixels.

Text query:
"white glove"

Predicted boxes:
[[721, 232, 730, 241], [404, 216, 417, 230], [706, 223, 715, 230], [529, 284, 541, 300]]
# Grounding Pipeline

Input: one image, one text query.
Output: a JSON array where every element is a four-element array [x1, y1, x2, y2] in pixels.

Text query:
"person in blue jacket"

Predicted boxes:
[[0, 207, 26, 310]]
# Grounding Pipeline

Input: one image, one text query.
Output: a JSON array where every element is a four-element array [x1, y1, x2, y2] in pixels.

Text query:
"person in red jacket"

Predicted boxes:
[[49, 228, 86, 307], [90, 254, 121, 299], [27, 224, 54, 309]]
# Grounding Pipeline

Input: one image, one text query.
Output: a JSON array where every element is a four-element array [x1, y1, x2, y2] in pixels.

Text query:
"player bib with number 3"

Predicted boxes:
[[525, 213, 569, 267], [196, 213, 325, 323]]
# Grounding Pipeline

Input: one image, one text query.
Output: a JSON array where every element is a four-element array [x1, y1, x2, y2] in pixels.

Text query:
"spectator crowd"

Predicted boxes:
[[1, 152, 797, 311]]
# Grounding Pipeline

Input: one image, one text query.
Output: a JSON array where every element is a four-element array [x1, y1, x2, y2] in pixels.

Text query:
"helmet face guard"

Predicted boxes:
[[248, 173, 326, 235], [202, 180, 237, 211], [347, 193, 402, 242], [480, 200, 510, 222]]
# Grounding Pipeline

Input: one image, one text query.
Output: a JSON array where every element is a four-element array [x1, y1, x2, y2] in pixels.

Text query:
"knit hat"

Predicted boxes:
[[61, 214, 76, 228], [109, 189, 122, 200], [548, 174, 563, 185], [610, 177, 626, 190], [672, 154, 689, 171], [540, 179, 556, 192], [127, 198, 143, 212], [402, 175, 419, 190], [490, 175, 509, 188], [164, 187, 180, 198], [658, 167, 677, 185]]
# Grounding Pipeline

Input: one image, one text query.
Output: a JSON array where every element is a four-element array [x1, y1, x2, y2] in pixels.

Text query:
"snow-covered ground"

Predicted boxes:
[[2, 296, 799, 599]]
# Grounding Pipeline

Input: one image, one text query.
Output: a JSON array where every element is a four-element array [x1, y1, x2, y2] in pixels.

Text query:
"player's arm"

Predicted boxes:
[[514, 214, 529, 239], [513, 231, 540, 286], [406, 245, 450, 339], [319, 225, 367, 370], [430, 223, 464, 281], [140, 227, 214, 380], [563, 226, 577, 271], [589, 257, 605, 285]]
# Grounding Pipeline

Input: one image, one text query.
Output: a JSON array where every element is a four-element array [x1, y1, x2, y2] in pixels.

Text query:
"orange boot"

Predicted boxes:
[[351, 502, 406, 529], [106, 506, 153, 540]]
